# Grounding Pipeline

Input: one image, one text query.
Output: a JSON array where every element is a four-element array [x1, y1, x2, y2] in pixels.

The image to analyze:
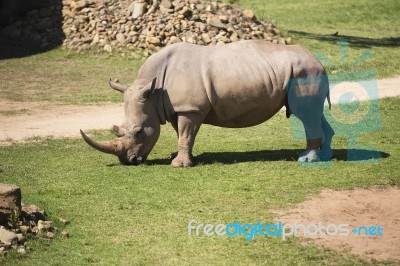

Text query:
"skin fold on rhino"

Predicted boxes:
[[81, 40, 334, 167]]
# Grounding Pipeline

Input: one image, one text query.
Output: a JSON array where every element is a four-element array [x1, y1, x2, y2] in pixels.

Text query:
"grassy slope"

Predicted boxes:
[[236, 0, 400, 78], [1, 97, 399, 265], [0, 49, 142, 104]]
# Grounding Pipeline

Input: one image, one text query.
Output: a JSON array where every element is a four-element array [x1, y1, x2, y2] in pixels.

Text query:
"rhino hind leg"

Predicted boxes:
[[320, 114, 334, 161], [171, 113, 203, 167], [297, 114, 323, 162], [298, 114, 334, 162]]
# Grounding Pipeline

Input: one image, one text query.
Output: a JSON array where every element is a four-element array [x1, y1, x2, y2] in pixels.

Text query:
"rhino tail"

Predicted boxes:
[[285, 94, 291, 118], [327, 89, 332, 110]]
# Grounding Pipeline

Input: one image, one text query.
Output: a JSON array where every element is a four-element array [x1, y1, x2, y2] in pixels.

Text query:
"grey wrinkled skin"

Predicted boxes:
[[81, 40, 334, 167]]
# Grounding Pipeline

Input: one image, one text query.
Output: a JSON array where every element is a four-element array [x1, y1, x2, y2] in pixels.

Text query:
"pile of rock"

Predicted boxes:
[[61, 0, 288, 55], [1, 0, 289, 56], [0, 184, 69, 257]]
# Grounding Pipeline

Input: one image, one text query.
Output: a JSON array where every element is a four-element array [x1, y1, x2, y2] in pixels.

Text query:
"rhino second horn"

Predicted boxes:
[[113, 125, 126, 137], [109, 79, 128, 93], [80, 129, 122, 156]]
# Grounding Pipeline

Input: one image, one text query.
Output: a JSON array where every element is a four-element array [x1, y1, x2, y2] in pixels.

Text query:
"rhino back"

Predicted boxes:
[[138, 41, 326, 128]]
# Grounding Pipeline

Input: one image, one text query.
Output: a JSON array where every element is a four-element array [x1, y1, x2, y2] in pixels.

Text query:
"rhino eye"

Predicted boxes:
[[134, 128, 143, 137]]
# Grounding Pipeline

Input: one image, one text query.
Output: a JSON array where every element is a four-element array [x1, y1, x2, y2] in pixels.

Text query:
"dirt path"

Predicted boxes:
[[0, 101, 123, 142], [0, 76, 399, 143]]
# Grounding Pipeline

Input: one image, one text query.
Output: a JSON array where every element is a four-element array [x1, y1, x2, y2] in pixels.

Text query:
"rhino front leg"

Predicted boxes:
[[171, 113, 202, 167]]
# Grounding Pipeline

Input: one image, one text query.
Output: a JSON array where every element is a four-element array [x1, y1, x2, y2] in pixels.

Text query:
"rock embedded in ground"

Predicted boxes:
[[0, 184, 21, 226]]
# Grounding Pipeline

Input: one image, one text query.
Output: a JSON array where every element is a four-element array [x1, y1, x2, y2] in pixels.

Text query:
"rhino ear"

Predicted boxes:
[[109, 79, 128, 93], [139, 78, 157, 100]]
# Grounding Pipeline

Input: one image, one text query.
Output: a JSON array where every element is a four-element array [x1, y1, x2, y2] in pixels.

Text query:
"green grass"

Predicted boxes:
[[1, 97, 399, 265], [0, 109, 29, 116], [0, 49, 143, 104], [0, 1, 399, 264], [228, 0, 400, 78]]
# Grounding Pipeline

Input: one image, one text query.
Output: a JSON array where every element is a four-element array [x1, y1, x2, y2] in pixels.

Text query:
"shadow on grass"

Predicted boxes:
[[111, 149, 389, 166], [195, 149, 389, 165], [288, 30, 400, 48]]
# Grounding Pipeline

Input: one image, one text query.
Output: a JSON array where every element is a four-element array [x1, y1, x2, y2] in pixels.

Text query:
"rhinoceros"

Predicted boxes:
[[81, 40, 334, 167]]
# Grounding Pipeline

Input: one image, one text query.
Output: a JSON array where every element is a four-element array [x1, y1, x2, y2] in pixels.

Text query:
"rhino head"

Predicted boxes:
[[80, 78, 160, 165]]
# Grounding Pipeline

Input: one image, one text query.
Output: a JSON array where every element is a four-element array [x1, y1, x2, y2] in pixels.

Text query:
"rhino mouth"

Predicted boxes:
[[120, 154, 147, 165]]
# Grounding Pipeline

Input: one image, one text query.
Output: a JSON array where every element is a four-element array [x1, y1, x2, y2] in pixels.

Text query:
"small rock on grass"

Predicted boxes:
[[17, 245, 26, 254], [46, 232, 55, 239], [61, 230, 70, 238], [0, 228, 18, 245], [59, 218, 70, 225], [37, 220, 55, 232]]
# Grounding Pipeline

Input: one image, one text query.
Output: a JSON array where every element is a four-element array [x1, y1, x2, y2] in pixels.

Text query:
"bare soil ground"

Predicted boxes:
[[274, 188, 400, 262], [0, 76, 399, 262], [0, 101, 123, 143]]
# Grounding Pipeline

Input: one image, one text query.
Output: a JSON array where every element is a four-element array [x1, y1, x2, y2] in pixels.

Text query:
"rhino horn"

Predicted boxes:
[[109, 79, 128, 93], [80, 129, 122, 156]]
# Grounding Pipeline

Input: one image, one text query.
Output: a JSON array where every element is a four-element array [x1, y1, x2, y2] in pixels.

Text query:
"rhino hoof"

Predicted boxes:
[[171, 154, 194, 167], [298, 150, 320, 163]]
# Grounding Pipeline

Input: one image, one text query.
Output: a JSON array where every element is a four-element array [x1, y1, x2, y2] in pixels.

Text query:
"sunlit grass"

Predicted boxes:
[[228, 0, 400, 78], [1, 97, 399, 265], [0, 49, 143, 104]]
